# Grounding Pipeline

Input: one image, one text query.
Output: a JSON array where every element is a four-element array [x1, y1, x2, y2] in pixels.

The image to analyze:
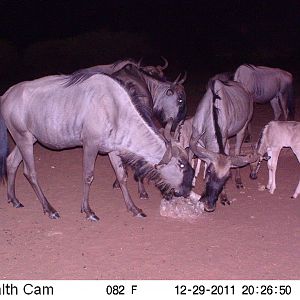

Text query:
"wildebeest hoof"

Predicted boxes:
[[49, 211, 60, 219], [8, 199, 24, 208], [112, 180, 120, 189], [86, 214, 100, 222], [220, 198, 231, 206], [135, 211, 147, 218], [139, 192, 149, 199], [236, 183, 244, 189]]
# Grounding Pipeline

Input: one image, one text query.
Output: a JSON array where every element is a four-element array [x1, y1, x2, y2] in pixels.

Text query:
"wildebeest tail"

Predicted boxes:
[[287, 82, 295, 120], [0, 107, 8, 182]]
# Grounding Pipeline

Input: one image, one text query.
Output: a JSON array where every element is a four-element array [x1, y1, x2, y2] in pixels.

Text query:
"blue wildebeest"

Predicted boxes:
[[234, 64, 294, 120], [0, 72, 194, 221], [71, 59, 187, 198], [189, 79, 258, 212], [250, 121, 300, 198]]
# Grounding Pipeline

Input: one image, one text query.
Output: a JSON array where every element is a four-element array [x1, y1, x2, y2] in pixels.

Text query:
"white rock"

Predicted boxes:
[[160, 194, 204, 220]]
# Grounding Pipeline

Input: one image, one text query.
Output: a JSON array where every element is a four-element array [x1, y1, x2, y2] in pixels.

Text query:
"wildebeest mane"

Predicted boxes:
[[63, 69, 103, 87], [210, 80, 225, 154], [112, 58, 138, 69], [121, 153, 173, 196], [244, 63, 256, 70], [113, 77, 157, 131], [63, 59, 137, 87]]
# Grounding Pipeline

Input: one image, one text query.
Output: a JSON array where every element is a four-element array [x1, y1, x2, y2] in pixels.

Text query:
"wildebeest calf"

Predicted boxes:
[[250, 121, 300, 198]]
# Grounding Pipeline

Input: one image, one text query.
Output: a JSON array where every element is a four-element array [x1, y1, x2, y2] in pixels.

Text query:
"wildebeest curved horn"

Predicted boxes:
[[158, 144, 172, 165], [178, 71, 187, 84], [163, 118, 174, 142], [137, 57, 143, 68], [160, 56, 169, 70], [173, 73, 182, 85], [230, 153, 259, 167], [189, 136, 219, 162]]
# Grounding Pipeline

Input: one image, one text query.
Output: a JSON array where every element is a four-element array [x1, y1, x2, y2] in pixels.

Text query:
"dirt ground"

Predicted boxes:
[[0, 83, 300, 280]]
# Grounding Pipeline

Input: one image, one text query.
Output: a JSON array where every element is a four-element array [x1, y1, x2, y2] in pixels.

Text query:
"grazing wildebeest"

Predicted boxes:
[[189, 79, 258, 212], [234, 64, 294, 120], [71, 59, 187, 198], [0, 72, 194, 221], [112, 63, 187, 198], [250, 121, 300, 198]]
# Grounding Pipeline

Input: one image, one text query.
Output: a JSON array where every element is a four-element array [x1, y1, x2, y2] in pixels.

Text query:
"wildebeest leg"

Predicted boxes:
[[109, 151, 146, 217], [266, 149, 280, 194], [192, 158, 201, 186], [6, 146, 24, 208], [244, 122, 252, 143], [81, 144, 99, 221], [14, 135, 59, 219], [137, 178, 149, 199], [291, 148, 300, 198], [270, 98, 282, 120], [234, 124, 249, 188], [188, 148, 201, 185], [112, 166, 128, 189], [278, 92, 288, 120]]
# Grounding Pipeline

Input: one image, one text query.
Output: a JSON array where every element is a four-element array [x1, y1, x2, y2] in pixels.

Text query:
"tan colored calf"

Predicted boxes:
[[250, 121, 300, 198]]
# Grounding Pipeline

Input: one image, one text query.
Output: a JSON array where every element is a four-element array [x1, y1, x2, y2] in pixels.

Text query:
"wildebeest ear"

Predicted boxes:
[[230, 153, 260, 168]]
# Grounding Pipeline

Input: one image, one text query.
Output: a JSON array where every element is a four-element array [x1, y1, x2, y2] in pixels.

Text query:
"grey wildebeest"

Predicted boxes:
[[0, 72, 194, 221], [234, 64, 294, 121], [250, 121, 300, 198], [71, 59, 187, 199], [189, 79, 258, 212]]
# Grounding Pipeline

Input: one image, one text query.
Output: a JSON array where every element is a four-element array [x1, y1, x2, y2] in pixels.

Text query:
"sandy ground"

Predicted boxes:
[[0, 86, 300, 280]]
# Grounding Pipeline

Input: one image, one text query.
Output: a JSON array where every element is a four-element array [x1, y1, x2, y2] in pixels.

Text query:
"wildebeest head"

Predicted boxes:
[[139, 57, 169, 79], [155, 120, 194, 199], [190, 137, 259, 212], [156, 144, 194, 199], [249, 152, 271, 180], [153, 72, 187, 132]]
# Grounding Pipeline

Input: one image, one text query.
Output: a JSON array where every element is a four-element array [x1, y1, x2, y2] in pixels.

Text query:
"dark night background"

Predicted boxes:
[[0, 0, 300, 91]]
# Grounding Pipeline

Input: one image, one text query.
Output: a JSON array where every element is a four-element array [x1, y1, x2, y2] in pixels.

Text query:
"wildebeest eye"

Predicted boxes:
[[178, 98, 184, 104], [166, 89, 174, 96], [178, 162, 185, 169]]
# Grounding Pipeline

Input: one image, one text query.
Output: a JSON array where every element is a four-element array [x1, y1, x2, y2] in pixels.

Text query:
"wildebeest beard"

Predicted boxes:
[[121, 153, 174, 198]]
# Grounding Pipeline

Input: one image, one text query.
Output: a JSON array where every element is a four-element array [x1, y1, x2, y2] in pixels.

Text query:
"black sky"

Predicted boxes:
[[0, 0, 300, 73]]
